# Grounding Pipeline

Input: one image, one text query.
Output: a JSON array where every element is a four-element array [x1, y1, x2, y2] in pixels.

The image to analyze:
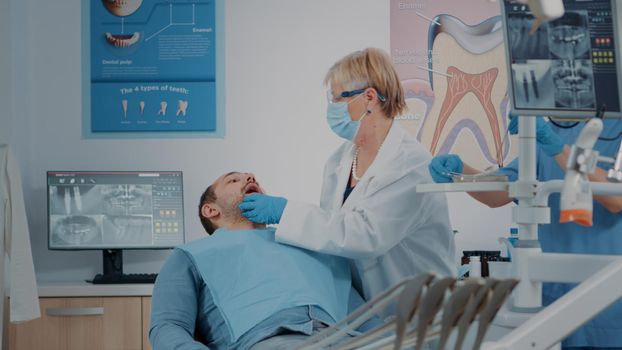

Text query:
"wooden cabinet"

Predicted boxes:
[[8, 284, 154, 350], [142, 297, 152, 350]]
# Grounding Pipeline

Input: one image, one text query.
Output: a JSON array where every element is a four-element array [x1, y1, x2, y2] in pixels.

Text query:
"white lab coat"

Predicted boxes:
[[0, 146, 40, 331], [276, 123, 456, 301]]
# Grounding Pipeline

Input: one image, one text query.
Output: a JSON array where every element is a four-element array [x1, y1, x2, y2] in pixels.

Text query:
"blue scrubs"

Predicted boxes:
[[498, 119, 622, 348]]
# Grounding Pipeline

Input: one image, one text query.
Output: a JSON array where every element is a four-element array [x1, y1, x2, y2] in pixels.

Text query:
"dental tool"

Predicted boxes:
[[393, 276, 432, 350], [297, 275, 516, 350], [454, 279, 498, 350], [299, 278, 416, 350], [436, 281, 481, 350], [414, 278, 455, 350], [330, 277, 431, 350], [472, 279, 520, 350], [445, 165, 507, 183]]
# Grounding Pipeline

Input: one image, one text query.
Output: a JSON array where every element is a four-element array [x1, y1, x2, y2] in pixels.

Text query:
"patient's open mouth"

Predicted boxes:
[[243, 183, 261, 195]]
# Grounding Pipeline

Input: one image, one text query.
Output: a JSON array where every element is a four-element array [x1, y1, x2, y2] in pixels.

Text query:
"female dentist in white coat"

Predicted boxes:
[[239, 48, 456, 301]]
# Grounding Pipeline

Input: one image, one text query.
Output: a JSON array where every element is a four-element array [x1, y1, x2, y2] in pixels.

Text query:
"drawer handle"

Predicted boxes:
[[46, 307, 104, 317]]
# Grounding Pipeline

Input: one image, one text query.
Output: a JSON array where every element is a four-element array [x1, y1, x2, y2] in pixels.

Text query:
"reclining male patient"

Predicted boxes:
[[149, 172, 354, 350]]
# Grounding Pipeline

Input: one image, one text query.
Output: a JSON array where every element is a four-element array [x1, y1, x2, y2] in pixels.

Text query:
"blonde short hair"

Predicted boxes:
[[324, 48, 406, 119]]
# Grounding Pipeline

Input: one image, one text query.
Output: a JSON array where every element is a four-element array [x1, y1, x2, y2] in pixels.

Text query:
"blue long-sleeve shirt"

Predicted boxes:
[[149, 248, 360, 350]]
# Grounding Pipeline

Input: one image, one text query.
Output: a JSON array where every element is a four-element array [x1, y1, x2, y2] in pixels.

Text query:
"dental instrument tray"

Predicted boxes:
[[452, 174, 508, 183]]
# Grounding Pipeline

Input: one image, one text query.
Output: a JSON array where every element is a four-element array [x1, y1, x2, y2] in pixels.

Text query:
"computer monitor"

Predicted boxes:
[[47, 171, 185, 278], [502, 0, 622, 118]]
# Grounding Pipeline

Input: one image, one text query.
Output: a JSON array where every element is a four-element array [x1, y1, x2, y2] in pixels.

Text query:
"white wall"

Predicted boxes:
[[0, 0, 10, 144], [10, 0, 513, 282]]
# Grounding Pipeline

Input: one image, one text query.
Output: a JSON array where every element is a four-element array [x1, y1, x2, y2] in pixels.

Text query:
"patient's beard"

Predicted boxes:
[[219, 197, 263, 229], [221, 207, 246, 226]]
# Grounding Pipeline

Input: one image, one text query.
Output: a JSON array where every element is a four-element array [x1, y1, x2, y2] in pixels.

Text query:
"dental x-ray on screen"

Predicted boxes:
[[502, 0, 622, 118], [47, 171, 184, 249]]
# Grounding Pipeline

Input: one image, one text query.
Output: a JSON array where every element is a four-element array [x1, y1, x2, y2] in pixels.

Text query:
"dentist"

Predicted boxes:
[[240, 48, 456, 301]]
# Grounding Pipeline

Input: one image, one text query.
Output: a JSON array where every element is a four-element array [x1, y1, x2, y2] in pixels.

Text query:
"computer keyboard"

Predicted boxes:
[[90, 273, 158, 284]]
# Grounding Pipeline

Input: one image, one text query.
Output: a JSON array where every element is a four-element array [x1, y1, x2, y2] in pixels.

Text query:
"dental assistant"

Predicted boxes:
[[239, 48, 456, 301], [429, 116, 622, 349]]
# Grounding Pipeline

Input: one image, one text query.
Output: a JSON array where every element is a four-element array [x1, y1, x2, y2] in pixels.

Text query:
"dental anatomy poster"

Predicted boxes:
[[391, 0, 517, 170], [89, 0, 218, 134]]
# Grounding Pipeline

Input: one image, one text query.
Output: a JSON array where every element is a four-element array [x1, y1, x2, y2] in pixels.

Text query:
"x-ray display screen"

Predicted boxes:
[[504, 0, 620, 115], [48, 171, 184, 249]]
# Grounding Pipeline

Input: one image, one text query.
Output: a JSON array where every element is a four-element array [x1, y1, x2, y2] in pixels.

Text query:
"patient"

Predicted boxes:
[[149, 172, 356, 350]]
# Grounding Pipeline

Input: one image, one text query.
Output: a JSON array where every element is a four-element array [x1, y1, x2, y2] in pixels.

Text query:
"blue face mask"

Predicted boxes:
[[326, 94, 368, 141]]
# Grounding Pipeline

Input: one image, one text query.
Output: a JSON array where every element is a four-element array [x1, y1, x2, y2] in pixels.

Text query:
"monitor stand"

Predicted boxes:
[[90, 249, 157, 284], [88, 249, 124, 283], [102, 249, 124, 276]]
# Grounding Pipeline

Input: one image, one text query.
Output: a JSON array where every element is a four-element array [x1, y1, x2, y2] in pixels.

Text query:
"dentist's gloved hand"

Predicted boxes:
[[508, 114, 564, 157], [239, 193, 288, 225], [429, 154, 463, 183]]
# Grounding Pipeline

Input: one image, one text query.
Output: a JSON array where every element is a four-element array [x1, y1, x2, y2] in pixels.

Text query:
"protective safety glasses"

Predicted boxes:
[[326, 88, 387, 104], [327, 88, 366, 104]]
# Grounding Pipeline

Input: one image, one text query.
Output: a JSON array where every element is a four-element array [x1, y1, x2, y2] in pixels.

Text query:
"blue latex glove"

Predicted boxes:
[[508, 114, 564, 157], [428, 154, 463, 183], [239, 193, 288, 225]]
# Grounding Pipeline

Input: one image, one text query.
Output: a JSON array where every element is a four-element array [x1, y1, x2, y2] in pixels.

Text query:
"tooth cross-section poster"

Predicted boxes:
[[88, 0, 220, 135], [391, 0, 517, 170]]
